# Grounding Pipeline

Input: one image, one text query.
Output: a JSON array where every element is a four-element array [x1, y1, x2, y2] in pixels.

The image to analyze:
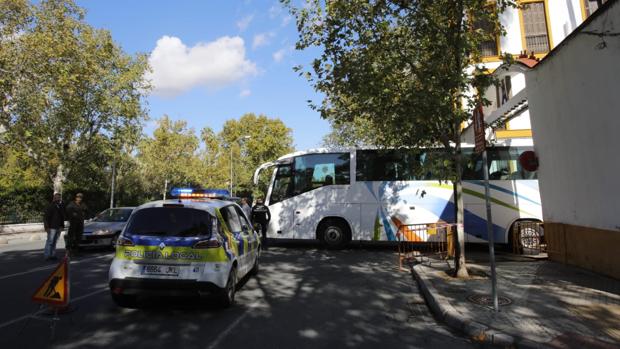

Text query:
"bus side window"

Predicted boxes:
[[293, 153, 350, 195], [462, 150, 484, 180]]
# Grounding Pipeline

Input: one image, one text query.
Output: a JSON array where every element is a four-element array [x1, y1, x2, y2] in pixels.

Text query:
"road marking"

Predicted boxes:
[[206, 300, 261, 349], [0, 254, 112, 281], [71, 287, 108, 302], [0, 287, 108, 330]]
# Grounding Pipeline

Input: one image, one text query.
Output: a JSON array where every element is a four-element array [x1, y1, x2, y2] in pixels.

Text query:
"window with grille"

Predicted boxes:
[[584, 0, 608, 17], [521, 2, 550, 53], [475, 15, 499, 57]]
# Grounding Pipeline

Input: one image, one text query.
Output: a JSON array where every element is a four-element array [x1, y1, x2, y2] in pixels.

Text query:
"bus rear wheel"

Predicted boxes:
[[318, 219, 349, 248], [509, 220, 542, 254]]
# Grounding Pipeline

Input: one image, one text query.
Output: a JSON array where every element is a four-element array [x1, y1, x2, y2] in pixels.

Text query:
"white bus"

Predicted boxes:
[[253, 144, 542, 248]]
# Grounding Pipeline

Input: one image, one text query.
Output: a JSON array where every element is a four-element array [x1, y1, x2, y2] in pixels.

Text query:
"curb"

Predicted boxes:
[[412, 262, 545, 348]]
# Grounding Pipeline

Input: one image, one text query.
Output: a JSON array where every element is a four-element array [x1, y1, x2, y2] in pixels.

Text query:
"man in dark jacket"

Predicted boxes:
[[251, 198, 271, 245], [43, 193, 65, 260], [65, 193, 88, 255]]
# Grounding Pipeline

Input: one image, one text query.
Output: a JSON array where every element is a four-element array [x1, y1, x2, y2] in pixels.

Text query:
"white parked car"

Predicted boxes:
[[80, 207, 135, 249]]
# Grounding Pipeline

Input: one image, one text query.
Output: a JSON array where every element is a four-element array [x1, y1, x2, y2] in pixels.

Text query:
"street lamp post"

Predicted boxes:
[[230, 135, 251, 197]]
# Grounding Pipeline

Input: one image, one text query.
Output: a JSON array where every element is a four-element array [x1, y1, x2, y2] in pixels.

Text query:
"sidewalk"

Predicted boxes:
[[412, 252, 620, 348], [0, 223, 51, 244]]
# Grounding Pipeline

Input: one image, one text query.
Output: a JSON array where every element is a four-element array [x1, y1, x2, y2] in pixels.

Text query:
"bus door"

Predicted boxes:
[[265, 162, 296, 238]]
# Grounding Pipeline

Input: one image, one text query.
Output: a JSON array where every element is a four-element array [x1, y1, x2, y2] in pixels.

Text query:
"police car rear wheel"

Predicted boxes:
[[112, 293, 137, 308], [220, 267, 237, 307]]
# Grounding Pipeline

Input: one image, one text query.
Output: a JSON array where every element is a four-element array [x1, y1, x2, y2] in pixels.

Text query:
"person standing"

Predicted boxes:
[[240, 197, 252, 221], [43, 192, 65, 261], [251, 198, 271, 245], [65, 193, 87, 256]]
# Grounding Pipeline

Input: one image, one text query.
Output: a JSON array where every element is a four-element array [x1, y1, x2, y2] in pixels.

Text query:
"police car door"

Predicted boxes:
[[234, 205, 258, 272], [221, 206, 250, 275]]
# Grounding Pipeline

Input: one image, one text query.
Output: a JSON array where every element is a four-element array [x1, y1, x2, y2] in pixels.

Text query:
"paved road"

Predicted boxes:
[[0, 240, 474, 349]]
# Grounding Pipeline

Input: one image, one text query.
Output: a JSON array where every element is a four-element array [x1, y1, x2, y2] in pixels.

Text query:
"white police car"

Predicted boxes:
[[108, 191, 260, 308]]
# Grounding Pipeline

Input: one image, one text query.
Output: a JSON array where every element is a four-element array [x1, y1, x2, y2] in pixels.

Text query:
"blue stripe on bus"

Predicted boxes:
[[365, 182, 378, 200], [467, 180, 540, 206], [379, 209, 396, 241], [439, 201, 506, 242]]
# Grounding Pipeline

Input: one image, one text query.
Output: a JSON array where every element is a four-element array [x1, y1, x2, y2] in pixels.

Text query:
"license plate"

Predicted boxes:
[[142, 265, 179, 276]]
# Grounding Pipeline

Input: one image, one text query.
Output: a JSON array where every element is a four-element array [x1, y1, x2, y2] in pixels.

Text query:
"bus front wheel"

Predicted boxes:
[[318, 219, 349, 248]]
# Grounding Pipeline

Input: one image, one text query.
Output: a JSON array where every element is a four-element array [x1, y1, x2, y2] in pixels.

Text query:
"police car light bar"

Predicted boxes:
[[170, 188, 231, 199]]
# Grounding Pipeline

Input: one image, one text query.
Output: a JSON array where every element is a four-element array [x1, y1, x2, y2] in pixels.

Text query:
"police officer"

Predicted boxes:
[[251, 198, 271, 245], [65, 193, 88, 256]]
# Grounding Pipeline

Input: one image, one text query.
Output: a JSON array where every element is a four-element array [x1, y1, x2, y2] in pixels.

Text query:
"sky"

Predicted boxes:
[[76, 0, 330, 151]]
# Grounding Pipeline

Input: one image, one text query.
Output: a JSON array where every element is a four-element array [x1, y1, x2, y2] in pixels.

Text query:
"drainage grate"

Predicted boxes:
[[467, 294, 513, 306]]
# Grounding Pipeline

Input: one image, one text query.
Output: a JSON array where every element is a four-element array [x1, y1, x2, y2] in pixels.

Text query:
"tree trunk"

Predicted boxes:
[[453, 125, 469, 278], [446, 0, 468, 279]]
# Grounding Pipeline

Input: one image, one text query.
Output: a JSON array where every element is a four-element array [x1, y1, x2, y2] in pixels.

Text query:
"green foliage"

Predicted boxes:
[[0, 147, 46, 189], [322, 116, 378, 147], [0, 1, 294, 221], [137, 115, 202, 196], [217, 113, 294, 197], [137, 113, 293, 200], [287, 0, 513, 157], [0, 0, 149, 192], [285, 0, 515, 277], [0, 187, 53, 224]]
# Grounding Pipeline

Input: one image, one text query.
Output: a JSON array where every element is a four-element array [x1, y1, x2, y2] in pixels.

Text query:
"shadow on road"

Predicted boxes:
[[0, 242, 473, 349]]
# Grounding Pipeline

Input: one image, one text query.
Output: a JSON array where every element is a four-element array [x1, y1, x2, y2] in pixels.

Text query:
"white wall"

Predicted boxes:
[[509, 109, 531, 129], [548, 0, 584, 45], [526, 0, 620, 232], [499, 0, 584, 55], [499, 6, 523, 53]]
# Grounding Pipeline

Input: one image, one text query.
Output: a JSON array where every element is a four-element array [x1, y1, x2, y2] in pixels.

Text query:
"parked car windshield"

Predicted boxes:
[[93, 208, 133, 222], [124, 207, 213, 237]]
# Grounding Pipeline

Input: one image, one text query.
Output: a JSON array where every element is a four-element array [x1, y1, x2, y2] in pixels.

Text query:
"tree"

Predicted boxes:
[[286, 0, 513, 277], [0, 147, 46, 189], [322, 116, 378, 147], [137, 116, 202, 196], [0, 0, 149, 194], [202, 113, 294, 197]]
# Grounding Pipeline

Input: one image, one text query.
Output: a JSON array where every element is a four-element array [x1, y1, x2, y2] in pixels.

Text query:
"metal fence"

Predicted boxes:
[[397, 223, 454, 270], [511, 221, 545, 255], [0, 213, 42, 225]]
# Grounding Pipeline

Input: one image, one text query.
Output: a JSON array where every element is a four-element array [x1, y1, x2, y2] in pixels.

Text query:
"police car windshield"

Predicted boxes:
[[124, 207, 213, 237], [93, 208, 133, 222]]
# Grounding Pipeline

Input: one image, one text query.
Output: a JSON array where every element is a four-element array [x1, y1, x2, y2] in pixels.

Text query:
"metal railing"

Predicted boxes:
[[0, 213, 42, 225], [397, 223, 454, 270], [511, 221, 546, 255]]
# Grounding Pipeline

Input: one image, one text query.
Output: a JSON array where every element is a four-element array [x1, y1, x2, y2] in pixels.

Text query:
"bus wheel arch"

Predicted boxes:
[[316, 217, 352, 248], [507, 218, 543, 253]]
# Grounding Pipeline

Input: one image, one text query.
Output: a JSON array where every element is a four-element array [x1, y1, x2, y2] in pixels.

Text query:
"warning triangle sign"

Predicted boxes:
[[32, 256, 69, 306]]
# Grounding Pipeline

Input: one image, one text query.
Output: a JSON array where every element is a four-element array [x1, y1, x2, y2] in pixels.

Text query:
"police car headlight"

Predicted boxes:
[[93, 229, 113, 236]]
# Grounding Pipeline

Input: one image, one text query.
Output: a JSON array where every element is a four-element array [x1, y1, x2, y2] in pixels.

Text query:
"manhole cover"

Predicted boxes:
[[467, 294, 512, 306]]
